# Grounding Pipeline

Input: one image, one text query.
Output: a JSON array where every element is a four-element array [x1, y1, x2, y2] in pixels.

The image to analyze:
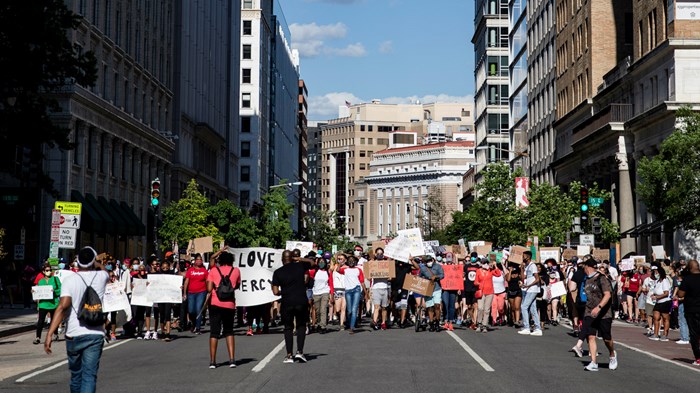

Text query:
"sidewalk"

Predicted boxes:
[[0, 306, 38, 339]]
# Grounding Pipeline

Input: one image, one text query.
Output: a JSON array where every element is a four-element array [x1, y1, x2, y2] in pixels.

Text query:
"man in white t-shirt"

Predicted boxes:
[[45, 246, 109, 393], [518, 251, 543, 336]]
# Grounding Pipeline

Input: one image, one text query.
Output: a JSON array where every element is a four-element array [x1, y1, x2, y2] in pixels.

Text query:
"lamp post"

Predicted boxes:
[[408, 205, 433, 239], [269, 181, 303, 190]]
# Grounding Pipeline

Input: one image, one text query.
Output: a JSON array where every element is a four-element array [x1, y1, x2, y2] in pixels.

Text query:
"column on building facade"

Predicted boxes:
[[617, 135, 635, 256]]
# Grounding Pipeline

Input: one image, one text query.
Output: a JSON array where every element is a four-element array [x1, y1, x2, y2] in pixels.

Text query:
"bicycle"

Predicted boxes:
[[414, 303, 428, 332]]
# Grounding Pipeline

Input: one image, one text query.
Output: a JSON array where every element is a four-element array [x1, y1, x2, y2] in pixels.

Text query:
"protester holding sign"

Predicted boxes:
[[33, 264, 61, 345], [132, 265, 153, 339], [152, 260, 178, 342], [310, 257, 333, 333], [184, 254, 208, 334], [412, 255, 444, 332], [391, 256, 414, 328], [474, 259, 502, 332], [206, 251, 241, 369], [369, 248, 391, 331]]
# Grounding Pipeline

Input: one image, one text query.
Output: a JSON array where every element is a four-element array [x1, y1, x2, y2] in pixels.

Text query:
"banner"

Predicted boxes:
[[286, 241, 314, 257], [397, 228, 425, 256], [364, 260, 396, 279], [515, 177, 530, 208], [31, 286, 54, 300], [130, 279, 152, 307], [440, 265, 464, 291], [385, 229, 424, 262], [103, 282, 132, 319], [147, 275, 183, 303], [230, 247, 283, 307]]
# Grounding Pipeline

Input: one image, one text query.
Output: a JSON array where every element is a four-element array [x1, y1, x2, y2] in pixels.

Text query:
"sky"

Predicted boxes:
[[281, 0, 475, 120]]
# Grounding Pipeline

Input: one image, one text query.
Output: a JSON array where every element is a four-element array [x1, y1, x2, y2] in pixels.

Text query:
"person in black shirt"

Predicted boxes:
[[391, 257, 414, 328], [677, 259, 700, 365], [272, 250, 310, 364]]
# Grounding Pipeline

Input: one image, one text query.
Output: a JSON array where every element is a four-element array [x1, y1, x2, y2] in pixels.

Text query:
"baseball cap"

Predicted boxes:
[[650, 265, 658, 270], [583, 258, 597, 268], [165, 251, 174, 258]]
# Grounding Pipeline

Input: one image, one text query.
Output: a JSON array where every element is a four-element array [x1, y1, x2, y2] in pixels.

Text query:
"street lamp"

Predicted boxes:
[[407, 205, 433, 239], [269, 181, 303, 190]]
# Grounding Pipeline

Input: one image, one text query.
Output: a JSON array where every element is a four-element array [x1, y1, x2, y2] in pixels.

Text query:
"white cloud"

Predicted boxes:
[[290, 22, 366, 58], [308, 93, 474, 120], [378, 40, 393, 54]]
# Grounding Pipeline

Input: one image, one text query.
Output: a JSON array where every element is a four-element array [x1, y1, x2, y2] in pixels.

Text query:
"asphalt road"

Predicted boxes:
[[2, 318, 700, 393]]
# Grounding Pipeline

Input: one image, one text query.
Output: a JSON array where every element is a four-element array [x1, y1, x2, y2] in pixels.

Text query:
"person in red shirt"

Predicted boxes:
[[184, 254, 209, 334], [206, 251, 241, 369], [621, 266, 642, 323]]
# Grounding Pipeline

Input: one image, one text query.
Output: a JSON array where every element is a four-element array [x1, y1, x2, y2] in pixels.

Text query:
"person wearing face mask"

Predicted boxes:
[[33, 264, 61, 345], [491, 262, 507, 327], [461, 252, 481, 329], [331, 253, 348, 330], [649, 265, 672, 341], [53, 261, 73, 283], [105, 270, 119, 342], [439, 254, 458, 331], [336, 255, 368, 334], [132, 264, 153, 339], [412, 255, 445, 332], [311, 257, 333, 333], [579, 258, 617, 372], [474, 259, 502, 332], [370, 248, 392, 331], [391, 251, 415, 328], [518, 251, 543, 336], [184, 254, 209, 334], [352, 246, 371, 320]]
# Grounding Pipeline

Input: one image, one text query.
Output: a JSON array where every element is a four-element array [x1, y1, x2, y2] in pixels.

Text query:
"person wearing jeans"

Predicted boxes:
[[184, 255, 209, 333], [518, 251, 543, 336], [335, 255, 367, 334], [66, 335, 104, 392]]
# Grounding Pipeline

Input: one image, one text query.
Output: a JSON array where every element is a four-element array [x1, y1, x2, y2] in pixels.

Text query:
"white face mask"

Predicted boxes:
[[426, 262, 434, 268], [354, 251, 361, 257]]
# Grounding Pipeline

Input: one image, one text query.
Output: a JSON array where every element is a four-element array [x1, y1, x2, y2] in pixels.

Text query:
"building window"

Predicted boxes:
[[241, 116, 251, 132], [242, 68, 251, 83], [360, 125, 365, 131], [243, 20, 252, 35], [241, 141, 251, 157], [240, 166, 250, 182], [242, 44, 252, 59], [242, 93, 251, 108], [242, 0, 254, 9], [368, 125, 373, 131], [359, 150, 366, 157], [240, 190, 250, 208]]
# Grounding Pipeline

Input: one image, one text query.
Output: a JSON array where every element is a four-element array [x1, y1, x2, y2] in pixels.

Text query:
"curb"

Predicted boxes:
[[0, 324, 36, 339]]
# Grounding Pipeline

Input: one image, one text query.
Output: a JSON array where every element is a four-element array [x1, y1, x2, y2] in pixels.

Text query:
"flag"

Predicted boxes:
[[515, 177, 530, 208]]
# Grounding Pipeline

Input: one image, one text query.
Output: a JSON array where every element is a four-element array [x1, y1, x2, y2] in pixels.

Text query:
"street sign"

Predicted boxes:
[[58, 228, 77, 249], [588, 197, 604, 207], [60, 213, 81, 229], [51, 226, 60, 241], [54, 201, 82, 215], [49, 242, 59, 258], [51, 209, 61, 225], [580, 234, 595, 246], [14, 245, 25, 260]]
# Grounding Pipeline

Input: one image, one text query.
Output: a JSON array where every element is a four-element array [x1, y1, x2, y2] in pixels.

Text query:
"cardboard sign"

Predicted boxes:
[[475, 245, 492, 257], [229, 247, 283, 307], [402, 274, 435, 296], [370, 240, 388, 258], [509, 246, 529, 264], [562, 248, 577, 261], [632, 255, 647, 267], [191, 236, 214, 254], [592, 249, 610, 262], [539, 247, 560, 263], [451, 244, 467, 256], [440, 265, 464, 291], [652, 245, 665, 260], [31, 286, 54, 300], [364, 260, 396, 279], [147, 275, 183, 303]]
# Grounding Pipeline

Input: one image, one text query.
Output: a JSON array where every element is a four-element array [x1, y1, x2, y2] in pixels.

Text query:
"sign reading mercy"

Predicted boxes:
[[229, 247, 283, 307]]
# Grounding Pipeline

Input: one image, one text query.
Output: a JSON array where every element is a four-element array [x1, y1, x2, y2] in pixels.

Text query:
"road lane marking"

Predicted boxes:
[[614, 341, 700, 374], [446, 331, 495, 372], [16, 338, 133, 383], [252, 340, 286, 373]]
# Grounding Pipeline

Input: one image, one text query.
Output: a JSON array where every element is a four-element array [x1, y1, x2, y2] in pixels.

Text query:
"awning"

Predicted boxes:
[[98, 196, 128, 234], [120, 201, 146, 236], [620, 220, 668, 238], [108, 199, 139, 236], [70, 191, 104, 233], [85, 194, 115, 234]]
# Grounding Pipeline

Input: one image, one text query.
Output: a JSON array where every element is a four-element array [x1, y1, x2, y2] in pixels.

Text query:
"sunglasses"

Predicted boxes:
[[43, 270, 51, 273]]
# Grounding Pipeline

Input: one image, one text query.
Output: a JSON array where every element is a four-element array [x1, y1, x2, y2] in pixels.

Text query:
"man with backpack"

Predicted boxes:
[[580, 258, 618, 371], [206, 250, 241, 369], [44, 246, 110, 393]]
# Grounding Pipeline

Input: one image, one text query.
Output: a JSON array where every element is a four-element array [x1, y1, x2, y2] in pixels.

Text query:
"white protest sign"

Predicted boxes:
[[103, 282, 132, 319], [539, 247, 560, 263], [423, 242, 437, 257], [130, 279, 152, 306], [652, 245, 665, 260], [384, 235, 413, 262], [147, 275, 183, 303], [468, 241, 485, 251], [577, 245, 591, 257], [286, 241, 314, 257], [230, 247, 283, 307], [549, 281, 567, 298], [397, 228, 425, 256], [619, 258, 635, 271], [31, 286, 54, 300]]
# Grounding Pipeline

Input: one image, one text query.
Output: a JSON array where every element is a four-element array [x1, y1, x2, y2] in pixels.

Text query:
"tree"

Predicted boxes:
[[256, 186, 294, 248], [159, 179, 221, 251], [567, 181, 619, 245], [0, 1, 97, 193], [525, 182, 576, 245], [638, 106, 700, 231], [303, 209, 341, 250], [208, 199, 261, 248]]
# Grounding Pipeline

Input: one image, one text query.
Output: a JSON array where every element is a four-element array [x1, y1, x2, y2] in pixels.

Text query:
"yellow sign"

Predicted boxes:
[[54, 201, 82, 215]]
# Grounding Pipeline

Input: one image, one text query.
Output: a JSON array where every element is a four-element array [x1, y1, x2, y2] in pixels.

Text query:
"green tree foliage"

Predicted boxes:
[[0, 1, 97, 193], [257, 186, 294, 248], [208, 199, 261, 248], [525, 182, 576, 245], [638, 106, 700, 231], [303, 209, 341, 250], [159, 179, 221, 250]]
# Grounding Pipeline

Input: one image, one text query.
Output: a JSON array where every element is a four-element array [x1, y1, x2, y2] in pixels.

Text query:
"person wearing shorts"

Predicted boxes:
[[391, 258, 414, 328], [371, 277, 390, 330], [581, 259, 617, 372], [412, 256, 444, 332]]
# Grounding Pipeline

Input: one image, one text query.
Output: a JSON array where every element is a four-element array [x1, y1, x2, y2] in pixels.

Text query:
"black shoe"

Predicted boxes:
[[372, 323, 380, 331]]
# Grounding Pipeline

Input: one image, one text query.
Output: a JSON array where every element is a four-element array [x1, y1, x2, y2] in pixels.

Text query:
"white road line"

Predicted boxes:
[[614, 341, 700, 374], [251, 340, 286, 373], [446, 331, 495, 372], [16, 338, 133, 383]]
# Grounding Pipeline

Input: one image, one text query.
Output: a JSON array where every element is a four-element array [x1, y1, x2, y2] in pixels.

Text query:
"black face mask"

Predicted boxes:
[[375, 254, 384, 260]]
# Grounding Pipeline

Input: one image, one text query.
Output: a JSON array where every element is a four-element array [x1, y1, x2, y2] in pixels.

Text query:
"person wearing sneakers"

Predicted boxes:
[[475, 259, 502, 332], [33, 264, 61, 345], [206, 251, 240, 369], [580, 258, 617, 372], [519, 251, 543, 336], [272, 250, 310, 363], [370, 248, 391, 331], [440, 254, 459, 331], [153, 260, 177, 342], [648, 265, 672, 341], [412, 255, 444, 332], [184, 254, 209, 334], [677, 259, 700, 366]]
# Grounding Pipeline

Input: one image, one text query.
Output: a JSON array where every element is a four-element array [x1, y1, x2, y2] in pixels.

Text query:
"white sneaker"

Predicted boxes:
[[144, 331, 152, 340], [572, 345, 584, 358], [584, 362, 599, 371], [530, 329, 543, 336], [609, 351, 618, 370], [676, 340, 690, 345], [283, 355, 294, 364], [518, 328, 531, 335], [152, 331, 159, 340]]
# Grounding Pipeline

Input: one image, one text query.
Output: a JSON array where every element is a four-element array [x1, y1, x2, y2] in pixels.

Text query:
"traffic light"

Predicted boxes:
[[580, 187, 589, 231], [150, 178, 161, 207], [592, 217, 602, 235]]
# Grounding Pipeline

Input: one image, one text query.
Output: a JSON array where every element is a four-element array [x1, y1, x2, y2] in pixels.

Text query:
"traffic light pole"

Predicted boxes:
[[153, 204, 160, 259]]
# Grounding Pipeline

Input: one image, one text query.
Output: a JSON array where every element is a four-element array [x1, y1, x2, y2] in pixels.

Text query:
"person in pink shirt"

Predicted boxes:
[[206, 251, 240, 369], [474, 259, 502, 332]]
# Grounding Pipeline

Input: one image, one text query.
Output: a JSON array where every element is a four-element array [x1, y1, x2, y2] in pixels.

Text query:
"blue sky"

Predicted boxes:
[[282, 0, 475, 120]]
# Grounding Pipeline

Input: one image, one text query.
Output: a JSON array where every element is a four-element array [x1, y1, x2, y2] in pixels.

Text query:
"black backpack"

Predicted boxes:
[[215, 266, 236, 301], [75, 273, 106, 327]]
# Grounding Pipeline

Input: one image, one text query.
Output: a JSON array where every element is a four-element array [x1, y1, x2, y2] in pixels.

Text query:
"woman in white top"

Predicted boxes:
[[491, 263, 507, 326], [331, 254, 347, 330], [649, 265, 672, 341], [311, 259, 333, 333]]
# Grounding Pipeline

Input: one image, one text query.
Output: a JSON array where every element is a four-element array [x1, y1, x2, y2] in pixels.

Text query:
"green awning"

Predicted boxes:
[[98, 196, 128, 234], [120, 201, 146, 236], [85, 194, 115, 234], [70, 191, 103, 233], [110, 199, 138, 236]]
